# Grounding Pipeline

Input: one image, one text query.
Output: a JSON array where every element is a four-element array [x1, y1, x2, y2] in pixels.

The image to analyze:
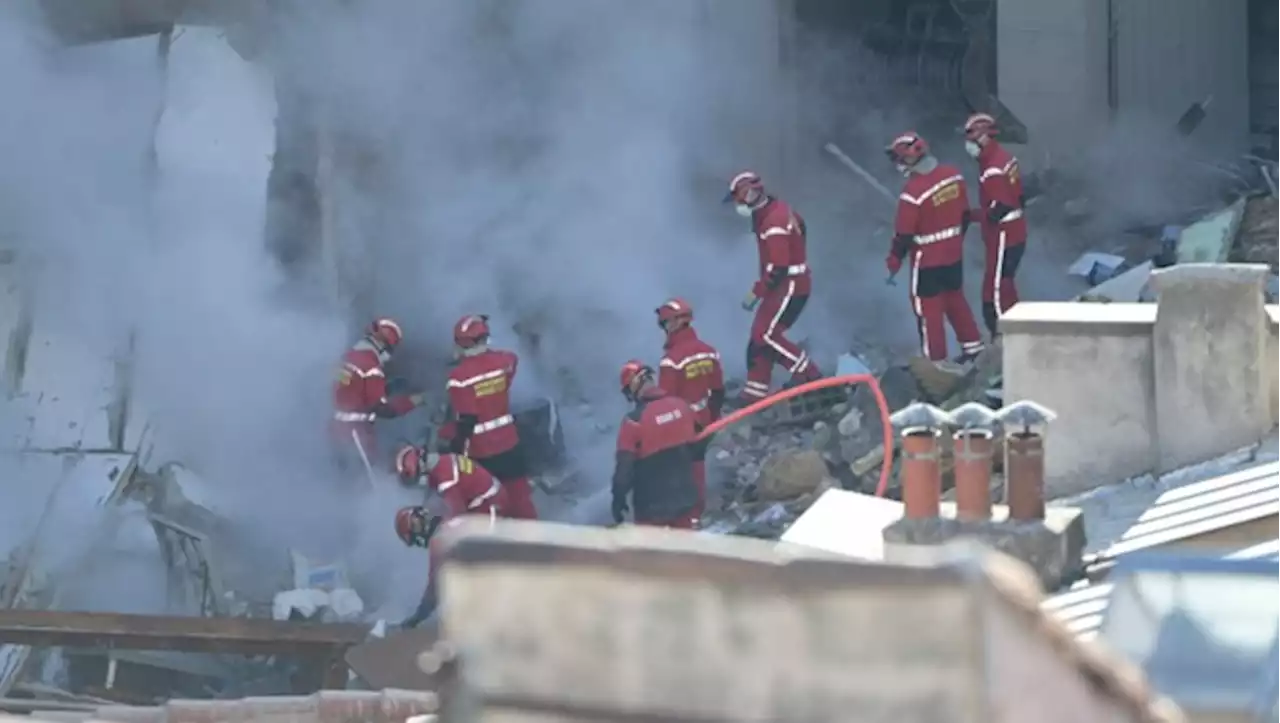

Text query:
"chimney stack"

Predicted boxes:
[[890, 402, 951, 520], [996, 400, 1058, 521], [948, 402, 1001, 521]]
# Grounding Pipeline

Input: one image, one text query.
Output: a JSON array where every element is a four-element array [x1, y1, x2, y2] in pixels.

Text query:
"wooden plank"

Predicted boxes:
[[0, 610, 369, 656]]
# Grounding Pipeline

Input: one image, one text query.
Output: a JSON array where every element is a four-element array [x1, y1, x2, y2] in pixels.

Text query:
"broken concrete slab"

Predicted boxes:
[[1067, 252, 1126, 285], [1076, 261, 1154, 303], [882, 503, 1087, 591], [1176, 197, 1247, 264], [777, 488, 905, 560]]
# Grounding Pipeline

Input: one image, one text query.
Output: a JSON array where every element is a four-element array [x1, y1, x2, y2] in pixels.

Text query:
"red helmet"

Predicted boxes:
[[619, 359, 653, 400], [655, 297, 693, 330], [725, 170, 765, 206], [368, 318, 403, 349], [394, 506, 429, 547], [964, 113, 998, 142], [885, 132, 929, 167], [453, 314, 490, 349], [393, 445, 436, 486]]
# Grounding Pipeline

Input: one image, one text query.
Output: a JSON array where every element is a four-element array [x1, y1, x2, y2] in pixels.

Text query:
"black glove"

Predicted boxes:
[[611, 496, 629, 524]]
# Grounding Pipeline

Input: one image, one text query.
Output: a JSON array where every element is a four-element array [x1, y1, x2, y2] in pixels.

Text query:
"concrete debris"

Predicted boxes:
[[1176, 196, 1246, 264], [290, 551, 349, 592], [1076, 261, 1154, 303], [1231, 195, 1279, 273], [1067, 252, 1126, 285], [271, 587, 365, 622], [754, 449, 828, 502]]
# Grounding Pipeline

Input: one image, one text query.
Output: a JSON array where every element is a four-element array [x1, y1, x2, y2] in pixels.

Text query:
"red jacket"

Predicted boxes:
[[613, 387, 699, 522], [333, 340, 415, 428], [975, 141, 1027, 246], [446, 348, 520, 459], [658, 327, 725, 429], [751, 198, 812, 297], [425, 453, 508, 519], [893, 164, 970, 268]]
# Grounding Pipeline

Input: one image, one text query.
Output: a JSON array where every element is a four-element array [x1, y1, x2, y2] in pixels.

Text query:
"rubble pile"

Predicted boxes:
[[1231, 195, 1279, 272]]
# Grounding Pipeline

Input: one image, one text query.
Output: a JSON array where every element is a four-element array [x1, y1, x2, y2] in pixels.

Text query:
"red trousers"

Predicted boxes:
[[980, 229, 1026, 336], [909, 259, 984, 361], [499, 478, 539, 520], [743, 280, 819, 400]]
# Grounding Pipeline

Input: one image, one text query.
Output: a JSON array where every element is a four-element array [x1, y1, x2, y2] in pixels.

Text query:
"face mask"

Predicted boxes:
[[895, 164, 909, 177], [378, 349, 392, 363], [734, 204, 752, 218], [965, 140, 982, 158]]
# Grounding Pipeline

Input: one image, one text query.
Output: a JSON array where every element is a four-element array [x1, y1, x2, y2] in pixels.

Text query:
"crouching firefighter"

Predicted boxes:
[[332, 318, 425, 471], [394, 445, 510, 520], [656, 298, 724, 523], [442, 314, 538, 520], [725, 170, 821, 405], [611, 360, 701, 530], [964, 113, 1028, 338], [392, 444, 511, 628], [884, 132, 985, 368]]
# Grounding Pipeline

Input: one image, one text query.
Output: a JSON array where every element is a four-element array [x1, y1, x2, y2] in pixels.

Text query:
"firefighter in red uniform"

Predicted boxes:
[[884, 133, 985, 366], [655, 298, 724, 523], [393, 445, 510, 519], [332, 318, 425, 468], [964, 113, 1028, 339], [442, 314, 538, 520], [612, 360, 701, 529], [392, 502, 499, 629], [725, 171, 822, 405]]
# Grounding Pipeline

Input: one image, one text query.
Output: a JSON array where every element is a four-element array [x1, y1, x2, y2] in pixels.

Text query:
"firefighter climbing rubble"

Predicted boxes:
[[337, 122, 1021, 554]]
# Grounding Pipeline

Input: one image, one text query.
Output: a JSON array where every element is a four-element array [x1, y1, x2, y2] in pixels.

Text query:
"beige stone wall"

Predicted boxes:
[[1002, 265, 1279, 498], [435, 521, 1182, 723]]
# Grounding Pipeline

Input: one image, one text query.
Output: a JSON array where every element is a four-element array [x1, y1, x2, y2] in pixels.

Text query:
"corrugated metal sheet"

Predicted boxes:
[[1248, 0, 1279, 138], [9, 689, 438, 723], [1042, 537, 1279, 640], [1113, 0, 1251, 150], [1102, 460, 1279, 557]]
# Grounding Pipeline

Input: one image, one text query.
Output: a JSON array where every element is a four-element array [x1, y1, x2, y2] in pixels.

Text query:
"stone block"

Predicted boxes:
[[755, 449, 828, 501], [882, 504, 1086, 590]]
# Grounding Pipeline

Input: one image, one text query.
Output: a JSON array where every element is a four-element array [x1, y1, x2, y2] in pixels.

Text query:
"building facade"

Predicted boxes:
[[998, 0, 1272, 160]]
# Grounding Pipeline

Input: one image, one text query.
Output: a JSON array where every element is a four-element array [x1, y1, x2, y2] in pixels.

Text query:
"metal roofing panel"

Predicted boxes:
[[1056, 449, 1278, 555], [1042, 538, 1280, 640]]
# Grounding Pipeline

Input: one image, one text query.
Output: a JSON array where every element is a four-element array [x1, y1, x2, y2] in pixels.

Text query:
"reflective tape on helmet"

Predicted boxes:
[[475, 414, 514, 434]]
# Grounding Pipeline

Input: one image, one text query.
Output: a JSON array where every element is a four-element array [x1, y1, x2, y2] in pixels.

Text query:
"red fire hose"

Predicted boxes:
[[695, 373, 894, 498]]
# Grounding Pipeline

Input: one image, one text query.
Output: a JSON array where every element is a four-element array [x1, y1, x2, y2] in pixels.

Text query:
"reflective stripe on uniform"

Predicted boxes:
[[475, 414, 514, 434], [467, 481, 502, 510], [999, 209, 1023, 223], [763, 262, 808, 276], [447, 368, 505, 389], [690, 398, 708, 412], [915, 226, 961, 244], [898, 174, 964, 206], [344, 362, 384, 379], [660, 351, 720, 370], [334, 411, 377, 423]]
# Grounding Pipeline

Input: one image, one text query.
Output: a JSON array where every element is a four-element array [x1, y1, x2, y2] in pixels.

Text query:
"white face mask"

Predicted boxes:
[[965, 140, 982, 158], [895, 163, 909, 177], [378, 349, 392, 363], [734, 204, 752, 218]]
